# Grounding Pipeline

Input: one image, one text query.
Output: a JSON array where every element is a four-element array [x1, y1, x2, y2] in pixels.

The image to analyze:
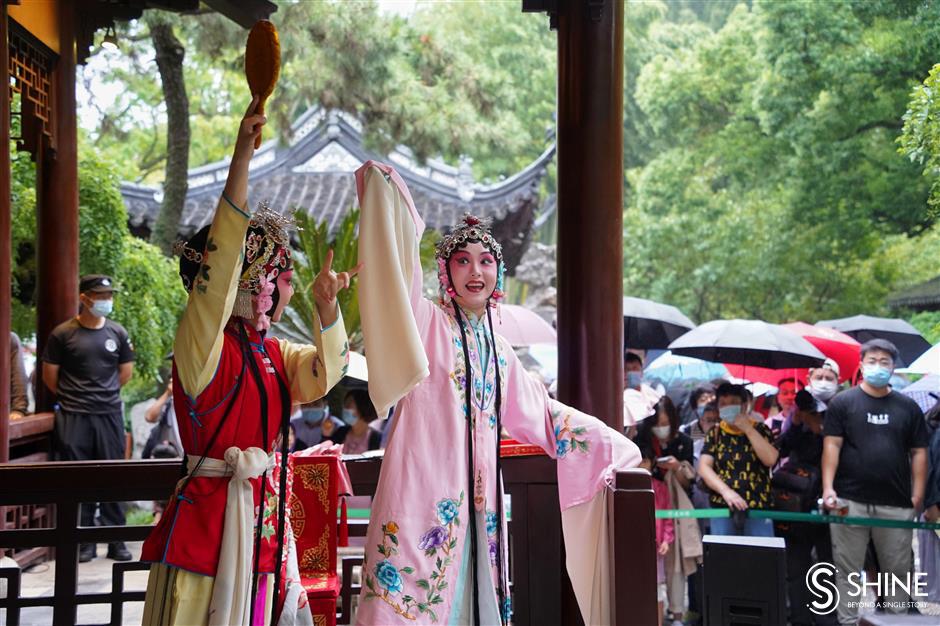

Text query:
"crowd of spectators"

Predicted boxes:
[[620, 339, 936, 626]]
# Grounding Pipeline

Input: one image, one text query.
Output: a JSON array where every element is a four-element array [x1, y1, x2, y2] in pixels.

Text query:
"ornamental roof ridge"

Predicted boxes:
[[121, 105, 554, 198]]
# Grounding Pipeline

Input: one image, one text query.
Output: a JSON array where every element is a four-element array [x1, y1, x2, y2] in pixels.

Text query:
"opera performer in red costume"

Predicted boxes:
[[140, 96, 359, 626]]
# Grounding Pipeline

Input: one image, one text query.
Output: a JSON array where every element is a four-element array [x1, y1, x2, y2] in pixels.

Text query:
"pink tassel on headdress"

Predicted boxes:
[[253, 277, 276, 331]]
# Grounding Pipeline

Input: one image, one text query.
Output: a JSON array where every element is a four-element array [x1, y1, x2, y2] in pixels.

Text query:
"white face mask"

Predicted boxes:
[[651, 425, 671, 441], [809, 379, 838, 401]]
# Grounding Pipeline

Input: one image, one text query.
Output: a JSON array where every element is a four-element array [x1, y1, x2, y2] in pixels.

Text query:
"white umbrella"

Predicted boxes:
[[346, 351, 368, 381], [900, 343, 939, 375]]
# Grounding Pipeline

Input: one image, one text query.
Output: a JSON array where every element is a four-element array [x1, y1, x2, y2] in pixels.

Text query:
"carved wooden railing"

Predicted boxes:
[[0, 458, 656, 626], [2, 412, 56, 568]]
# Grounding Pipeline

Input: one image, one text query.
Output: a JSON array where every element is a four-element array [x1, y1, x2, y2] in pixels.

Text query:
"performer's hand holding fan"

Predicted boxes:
[[244, 20, 280, 148]]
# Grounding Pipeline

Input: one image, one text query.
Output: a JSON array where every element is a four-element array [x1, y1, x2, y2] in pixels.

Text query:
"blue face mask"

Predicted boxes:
[[719, 404, 741, 423], [862, 364, 892, 388], [626, 371, 643, 388], [89, 299, 113, 318], [302, 407, 326, 425], [696, 404, 708, 418], [341, 409, 357, 426]]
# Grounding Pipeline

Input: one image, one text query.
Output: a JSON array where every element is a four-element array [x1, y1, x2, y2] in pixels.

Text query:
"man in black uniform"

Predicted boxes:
[[42, 274, 135, 562]]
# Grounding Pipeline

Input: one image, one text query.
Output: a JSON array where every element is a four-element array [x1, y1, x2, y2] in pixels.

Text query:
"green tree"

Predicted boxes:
[[624, 0, 940, 322]]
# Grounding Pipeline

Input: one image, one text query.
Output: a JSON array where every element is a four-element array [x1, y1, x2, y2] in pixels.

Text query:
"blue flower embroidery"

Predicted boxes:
[[501, 596, 513, 623], [374, 559, 404, 594], [436, 498, 459, 525], [485, 511, 498, 537]]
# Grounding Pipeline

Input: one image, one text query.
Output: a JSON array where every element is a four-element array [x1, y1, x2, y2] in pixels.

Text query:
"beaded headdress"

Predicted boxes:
[[435, 213, 505, 303], [176, 202, 295, 319]]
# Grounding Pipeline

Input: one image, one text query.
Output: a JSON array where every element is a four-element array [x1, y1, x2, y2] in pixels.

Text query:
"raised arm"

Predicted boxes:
[[173, 97, 266, 398], [356, 161, 431, 415]]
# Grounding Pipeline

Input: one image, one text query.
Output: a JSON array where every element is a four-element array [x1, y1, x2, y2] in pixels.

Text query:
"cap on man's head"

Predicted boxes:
[[820, 357, 840, 378], [79, 274, 119, 294]]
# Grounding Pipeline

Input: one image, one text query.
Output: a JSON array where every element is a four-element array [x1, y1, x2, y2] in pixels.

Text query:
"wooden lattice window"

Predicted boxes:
[[8, 22, 55, 157]]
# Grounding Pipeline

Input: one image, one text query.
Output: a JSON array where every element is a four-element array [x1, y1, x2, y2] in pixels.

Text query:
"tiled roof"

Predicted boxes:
[[122, 108, 555, 272], [889, 275, 940, 310]]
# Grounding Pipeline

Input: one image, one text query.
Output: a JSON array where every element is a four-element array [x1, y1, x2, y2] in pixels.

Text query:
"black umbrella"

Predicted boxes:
[[815, 315, 931, 366], [668, 319, 826, 369], [623, 297, 696, 350]]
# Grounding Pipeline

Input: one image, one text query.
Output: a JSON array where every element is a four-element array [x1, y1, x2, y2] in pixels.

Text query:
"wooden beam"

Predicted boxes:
[[202, 0, 277, 29], [0, 5, 11, 463]]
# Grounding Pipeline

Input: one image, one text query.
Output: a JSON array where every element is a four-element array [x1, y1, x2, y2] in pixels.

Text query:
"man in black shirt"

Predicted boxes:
[[821, 339, 928, 625], [42, 274, 135, 562]]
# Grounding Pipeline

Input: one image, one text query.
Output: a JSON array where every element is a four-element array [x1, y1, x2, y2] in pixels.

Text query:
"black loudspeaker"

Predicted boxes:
[[703, 535, 786, 626]]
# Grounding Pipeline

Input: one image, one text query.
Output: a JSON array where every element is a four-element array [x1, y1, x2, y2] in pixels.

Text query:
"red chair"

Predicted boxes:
[[290, 454, 340, 626]]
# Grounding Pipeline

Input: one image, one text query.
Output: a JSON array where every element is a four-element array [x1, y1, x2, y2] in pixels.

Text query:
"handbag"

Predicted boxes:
[[142, 400, 181, 459], [771, 462, 820, 512]]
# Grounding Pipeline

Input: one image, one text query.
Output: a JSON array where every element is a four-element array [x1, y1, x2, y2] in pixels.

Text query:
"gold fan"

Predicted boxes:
[[244, 20, 281, 148]]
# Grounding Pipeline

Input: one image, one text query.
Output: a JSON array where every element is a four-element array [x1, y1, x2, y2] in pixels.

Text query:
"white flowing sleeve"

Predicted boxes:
[[500, 342, 640, 626], [355, 161, 431, 416]]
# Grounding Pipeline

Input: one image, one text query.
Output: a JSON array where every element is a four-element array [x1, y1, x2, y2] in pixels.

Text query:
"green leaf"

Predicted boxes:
[[390, 534, 399, 546], [400, 566, 414, 574], [416, 579, 431, 590]]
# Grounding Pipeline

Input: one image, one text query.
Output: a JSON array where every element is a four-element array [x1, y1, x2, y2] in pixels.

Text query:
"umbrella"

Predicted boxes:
[[815, 315, 931, 366], [668, 319, 827, 369], [644, 351, 729, 387], [345, 351, 368, 381], [526, 343, 558, 382], [901, 343, 940, 376], [900, 374, 939, 414], [623, 296, 696, 350], [724, 322, 861, 386], [495, 304, 556, 347]]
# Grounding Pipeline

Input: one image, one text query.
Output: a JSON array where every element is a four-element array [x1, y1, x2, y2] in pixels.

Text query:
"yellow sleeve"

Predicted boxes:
[[277, 306, 350, 404], [173, 194, 250, 398]]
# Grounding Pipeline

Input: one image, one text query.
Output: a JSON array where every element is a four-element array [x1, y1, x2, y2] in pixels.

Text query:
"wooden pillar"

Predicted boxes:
[[554, 2, 624, 624], [0, 6, 11, 462], [35, 1, 79, 412], [556, 0, 624, 429]]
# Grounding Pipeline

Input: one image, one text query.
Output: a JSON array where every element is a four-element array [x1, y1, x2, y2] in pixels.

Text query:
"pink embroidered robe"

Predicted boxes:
[[353, 161, 642, 625]]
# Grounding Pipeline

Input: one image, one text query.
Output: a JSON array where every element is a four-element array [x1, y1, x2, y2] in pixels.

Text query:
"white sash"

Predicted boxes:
[[186, 447, 274, 626]]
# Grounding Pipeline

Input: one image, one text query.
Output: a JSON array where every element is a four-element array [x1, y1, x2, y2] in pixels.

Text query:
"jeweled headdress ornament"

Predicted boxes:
[[435, 213, 505, 303], [176, 201, 296, 318]]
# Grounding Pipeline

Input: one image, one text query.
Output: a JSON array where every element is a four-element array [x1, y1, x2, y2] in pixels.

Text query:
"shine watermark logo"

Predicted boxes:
[[806, 562, 840, 615], [805, 562, 930, 615]]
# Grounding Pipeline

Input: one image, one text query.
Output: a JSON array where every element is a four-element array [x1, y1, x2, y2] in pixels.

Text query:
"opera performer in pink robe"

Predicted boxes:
[[353, 161, 642, 625]]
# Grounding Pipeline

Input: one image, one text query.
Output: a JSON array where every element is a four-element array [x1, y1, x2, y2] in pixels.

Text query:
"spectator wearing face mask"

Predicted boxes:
[[41, 274, 135, 563], [289, 397, 347, 450], [637, 397, 697, 625], [806, 358, 841, 402], [699, 382, 778, 536], [680, 401, 719, 464], [821, 338, 928, 625], [623, 350, 663, 438], [683, 384, 715, 426], [340, 388, 382, 454]]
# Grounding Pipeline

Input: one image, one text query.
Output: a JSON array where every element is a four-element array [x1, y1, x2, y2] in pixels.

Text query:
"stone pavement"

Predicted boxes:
[[3, 542, 147, 626]]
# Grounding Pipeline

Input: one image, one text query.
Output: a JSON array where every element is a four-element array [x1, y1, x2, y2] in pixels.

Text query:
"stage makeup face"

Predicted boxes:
[[449, 242, 498, 316]]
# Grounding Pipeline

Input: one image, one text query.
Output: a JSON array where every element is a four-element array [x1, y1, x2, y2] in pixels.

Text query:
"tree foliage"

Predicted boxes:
[[11, 148, 186, 402], [76, 0, 940, 334], [625, 0, 940, 323]]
